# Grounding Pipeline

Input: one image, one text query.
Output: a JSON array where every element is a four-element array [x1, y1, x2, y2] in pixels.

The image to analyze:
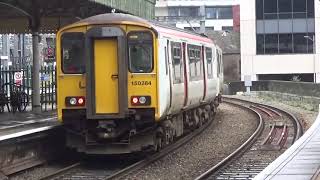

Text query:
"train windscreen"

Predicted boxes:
[[61, 32, 85, 74], [128, 31, 153, 73]]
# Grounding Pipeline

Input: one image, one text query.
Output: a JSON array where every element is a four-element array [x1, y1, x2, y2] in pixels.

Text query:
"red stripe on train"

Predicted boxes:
[[154, 26, 213, 44]]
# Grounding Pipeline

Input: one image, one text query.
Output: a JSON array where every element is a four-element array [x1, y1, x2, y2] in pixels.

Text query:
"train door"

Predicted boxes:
[[94, 39, 118, 113], [85, 27, 128, 119]]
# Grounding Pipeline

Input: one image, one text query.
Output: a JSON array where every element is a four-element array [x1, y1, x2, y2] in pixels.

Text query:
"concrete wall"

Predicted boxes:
[[227, 80, 320, 111], [223, 54, 241, 82], [155, 7, 168, 16], [228, 80, 320, 97], [155, 0, 239, 31], [176, 19, 234, 31], [156, 0, 239, 7]]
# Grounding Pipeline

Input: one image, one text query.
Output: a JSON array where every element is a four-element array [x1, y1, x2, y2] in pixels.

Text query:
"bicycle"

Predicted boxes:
[[1, 83, 29, 113], [0, 90, 10, 113]]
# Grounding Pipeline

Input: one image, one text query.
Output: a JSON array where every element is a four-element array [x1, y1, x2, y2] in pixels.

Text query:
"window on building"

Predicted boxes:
[[264, 34, 278, 54], [293, 34, 308, 53], [206, 7, 218, 19], [278, 0, 292, 19], [257, 33, 314, 54], [256, 0, 314, 19], [256, 0, 263, 20], [256, 34, 265, 54], [222, 26, 233, 31], [256, 0, 315, 55], [171, 42, 183, 83], [279, 34, 293, 53], [205, 6, 233, 19], [219, 7, 233, 19], [206, 47, 213, 78], [205, 27, 215, 32], [307, 0, 314, 18], [168, 7, 200, 17]]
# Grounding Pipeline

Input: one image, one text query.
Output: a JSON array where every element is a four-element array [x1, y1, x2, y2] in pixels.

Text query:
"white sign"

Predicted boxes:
[[0, 56, 8, 60], [41, 74, 50, 81], [244, 75, 252, 87], [14, 71, 23, 85]]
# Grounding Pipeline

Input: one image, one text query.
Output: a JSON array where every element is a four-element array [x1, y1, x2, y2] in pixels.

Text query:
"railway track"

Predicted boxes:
[[37, 110, 216, 180], [196, 97, 303, 180]]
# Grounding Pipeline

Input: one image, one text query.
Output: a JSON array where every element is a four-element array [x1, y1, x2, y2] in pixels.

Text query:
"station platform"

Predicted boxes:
[[0, 111, 59, 139], [255, 107, 320, 180]]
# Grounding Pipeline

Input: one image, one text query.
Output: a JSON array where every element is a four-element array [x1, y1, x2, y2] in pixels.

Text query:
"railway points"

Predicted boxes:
[[254, 106, 320, 180], [196, 97, 303, 180]]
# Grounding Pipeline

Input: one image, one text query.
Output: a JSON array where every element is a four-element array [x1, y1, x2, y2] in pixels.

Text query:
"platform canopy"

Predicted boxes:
[[0, 0, 155, 34]]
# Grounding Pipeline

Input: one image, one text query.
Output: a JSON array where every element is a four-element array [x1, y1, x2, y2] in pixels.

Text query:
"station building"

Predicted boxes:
[[241, 0, 320, 82], [155, 0, 240, 32]]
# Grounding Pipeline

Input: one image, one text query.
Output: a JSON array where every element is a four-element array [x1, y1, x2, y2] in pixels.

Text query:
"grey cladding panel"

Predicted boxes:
[[279, 19, 293, 33], [293, 19, 307, 33], [256, 20, 264, 34], [264, 20, 278, 34]]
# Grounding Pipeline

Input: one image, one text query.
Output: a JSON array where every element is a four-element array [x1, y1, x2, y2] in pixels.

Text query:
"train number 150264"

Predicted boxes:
[[131, 81, 152, 86]]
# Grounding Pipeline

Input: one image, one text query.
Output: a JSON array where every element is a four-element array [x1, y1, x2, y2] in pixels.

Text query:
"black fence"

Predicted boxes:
[[0, 65, 56, 112]]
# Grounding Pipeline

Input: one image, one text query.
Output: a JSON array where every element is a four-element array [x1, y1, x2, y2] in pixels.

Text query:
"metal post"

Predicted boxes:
[[199, 5, 206, 34], [313, 35, 316, 83], [32, 31, 41, 113]]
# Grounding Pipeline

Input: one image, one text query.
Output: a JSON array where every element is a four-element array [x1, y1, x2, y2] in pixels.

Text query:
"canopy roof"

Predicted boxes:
[[0, 0, 155, 34]]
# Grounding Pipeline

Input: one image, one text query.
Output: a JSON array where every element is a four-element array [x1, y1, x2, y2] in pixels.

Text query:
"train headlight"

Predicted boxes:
[[66, 96, 85, 107], [70, 98, 77, 105], [131, 96, 151, 106], [139, 96, 146, 104]]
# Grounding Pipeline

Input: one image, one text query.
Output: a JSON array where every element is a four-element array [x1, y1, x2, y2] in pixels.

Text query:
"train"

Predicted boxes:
[[56, 13, 223, 154]]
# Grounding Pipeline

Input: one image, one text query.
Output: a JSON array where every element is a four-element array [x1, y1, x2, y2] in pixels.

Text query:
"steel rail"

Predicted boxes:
[[223, 97, 303, 141], [195, 100, 264, 180], [38, 162, 82, 180], [195, 97, 303, 180], [106, 113, 215, 180]]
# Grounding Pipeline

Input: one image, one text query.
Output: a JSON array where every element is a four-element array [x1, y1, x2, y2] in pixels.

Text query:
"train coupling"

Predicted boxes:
[[96, 121, 119, 139]]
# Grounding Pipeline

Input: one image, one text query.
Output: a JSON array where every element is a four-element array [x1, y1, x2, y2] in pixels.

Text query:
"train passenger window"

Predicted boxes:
[[165, 47, 168, 75], [171, 42, 183, 83], [206, 47, 213, 79], [128, 32, 153, 73], [61, 33, 85, 74], [188, 45, 202, 81], [216, 49, 222, 75]]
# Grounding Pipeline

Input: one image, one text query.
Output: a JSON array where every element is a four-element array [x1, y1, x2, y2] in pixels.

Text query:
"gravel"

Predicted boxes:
[[123, 103, 259, 180], [228, 94, 318, 131]]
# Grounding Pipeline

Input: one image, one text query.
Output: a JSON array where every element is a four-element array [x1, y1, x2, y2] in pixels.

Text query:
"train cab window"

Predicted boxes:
[[188, 45, 202, 81], [61, 33, 85, 74], [171, 42, 183, 83], [206, 47, 213, 79], [128, 32, 153, 73]]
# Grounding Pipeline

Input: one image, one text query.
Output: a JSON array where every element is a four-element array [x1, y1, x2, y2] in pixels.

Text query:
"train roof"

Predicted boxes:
[[63, 13, 213, 44]]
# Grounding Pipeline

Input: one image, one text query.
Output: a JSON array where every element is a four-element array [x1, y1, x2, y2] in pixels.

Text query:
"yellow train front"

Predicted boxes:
[[57, 13, 222, 154]]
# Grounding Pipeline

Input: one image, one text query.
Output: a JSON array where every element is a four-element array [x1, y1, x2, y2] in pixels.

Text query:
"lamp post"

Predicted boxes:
[[304, 35, 316, 83]]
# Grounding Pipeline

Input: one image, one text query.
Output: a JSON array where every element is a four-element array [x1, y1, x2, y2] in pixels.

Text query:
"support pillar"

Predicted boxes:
[[199, 5, 206, 34], [32, 31, 41, 113]]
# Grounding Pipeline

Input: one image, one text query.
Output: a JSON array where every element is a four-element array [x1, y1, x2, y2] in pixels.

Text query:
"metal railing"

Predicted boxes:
[[0, 65, 56, 112], [154, 16, 204, 23]]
